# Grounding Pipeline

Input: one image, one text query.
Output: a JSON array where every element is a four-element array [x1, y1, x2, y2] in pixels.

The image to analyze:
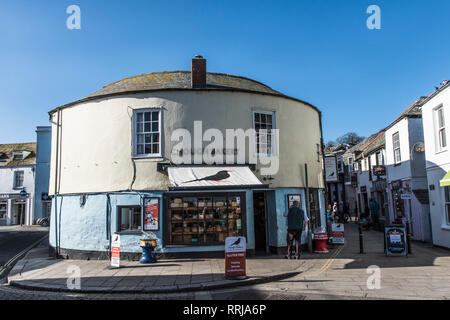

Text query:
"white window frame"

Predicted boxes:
[[393, 132, 401, 165], [252, 110, 277, 157], [13, 170, 24, 189], [434, 105, 447, 152], [132, 108, 162, 158]]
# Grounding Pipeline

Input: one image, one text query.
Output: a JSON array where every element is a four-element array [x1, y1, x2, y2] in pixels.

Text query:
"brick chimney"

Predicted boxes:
[[191, 55, 206, 88]]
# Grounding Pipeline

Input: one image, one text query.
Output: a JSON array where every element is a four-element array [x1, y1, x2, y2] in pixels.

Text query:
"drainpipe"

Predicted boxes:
[[304, 163, 313, 253], [54, 108, 61, 257]]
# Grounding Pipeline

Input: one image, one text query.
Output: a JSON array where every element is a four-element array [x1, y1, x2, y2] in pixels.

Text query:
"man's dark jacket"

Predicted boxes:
[[287, 207, 305, 230]]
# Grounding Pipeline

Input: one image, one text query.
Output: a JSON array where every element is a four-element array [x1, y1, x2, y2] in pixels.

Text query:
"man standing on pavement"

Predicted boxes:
[[369, 198, 380, 231], [284, 201, 306, 259]]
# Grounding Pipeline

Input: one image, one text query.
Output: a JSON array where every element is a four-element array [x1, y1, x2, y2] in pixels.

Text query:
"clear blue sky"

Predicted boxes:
[[1, 0, 450, 144]]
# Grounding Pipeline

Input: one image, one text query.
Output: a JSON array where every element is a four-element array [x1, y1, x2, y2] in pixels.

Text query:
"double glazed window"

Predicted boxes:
[[435, 106, 446, 151], [13, 171, 24, 189], [393, 132, 401, 165], [118, 206, 142, 232], [133, 109, 161, 157], [253, 111, 276, 156]]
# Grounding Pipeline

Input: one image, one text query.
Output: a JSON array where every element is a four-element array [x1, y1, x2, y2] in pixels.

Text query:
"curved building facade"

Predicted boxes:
[[48, 56, 326, 259]]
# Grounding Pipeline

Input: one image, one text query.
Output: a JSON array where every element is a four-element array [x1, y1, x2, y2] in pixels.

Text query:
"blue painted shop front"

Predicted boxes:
[[49, 188, 325, 259]]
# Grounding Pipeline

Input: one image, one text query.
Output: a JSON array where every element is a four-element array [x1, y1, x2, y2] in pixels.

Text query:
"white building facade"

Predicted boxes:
[[0, 143, 36, 226], [422, 81, 450, 248], [385, 99, 432, 242]]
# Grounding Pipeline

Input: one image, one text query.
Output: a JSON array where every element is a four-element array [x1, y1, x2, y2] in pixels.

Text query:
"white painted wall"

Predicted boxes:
[[49, 90, 324, 195], [0, 165, 35, 225], [386, 118, 412, 182], [422, 85, 450, 248]]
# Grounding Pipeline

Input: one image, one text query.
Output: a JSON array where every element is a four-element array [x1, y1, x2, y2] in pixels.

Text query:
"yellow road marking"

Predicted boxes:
[[307, 244, 345, 277]]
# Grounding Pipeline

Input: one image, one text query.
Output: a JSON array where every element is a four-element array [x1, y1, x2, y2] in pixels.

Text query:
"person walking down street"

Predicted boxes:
[[369, 199, 380, 231], [285, 201, 306, 259], [333, 201, 339, 222], [326, 204, 334, 243]]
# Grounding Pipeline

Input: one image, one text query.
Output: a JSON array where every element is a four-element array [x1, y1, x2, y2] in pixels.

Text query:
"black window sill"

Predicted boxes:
[[115, 231, 143, 235]]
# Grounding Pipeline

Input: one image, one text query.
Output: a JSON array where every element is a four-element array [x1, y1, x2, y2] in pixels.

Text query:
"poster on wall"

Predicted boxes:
[[287, 194, 302, 209], [325, 156, 338, 182], [144, 198, 159, 231]]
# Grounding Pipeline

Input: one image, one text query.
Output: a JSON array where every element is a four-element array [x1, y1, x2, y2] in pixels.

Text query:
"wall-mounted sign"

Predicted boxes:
[[111, 234, 120, 268], [373, 165, 386, 177], [225, 236, 246, 279], [400, 193, 412, 200], [385, 226, 407, 256], [287, 194, 302, 209], [144, 197, 159, 231], [325, 156, 338, 182], [41, 193, 53, 201]]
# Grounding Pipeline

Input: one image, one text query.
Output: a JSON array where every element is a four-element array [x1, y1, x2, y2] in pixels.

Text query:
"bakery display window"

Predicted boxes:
[[166, 193, 245, 245]]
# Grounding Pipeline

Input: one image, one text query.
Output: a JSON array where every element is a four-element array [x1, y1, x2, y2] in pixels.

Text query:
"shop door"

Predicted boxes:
[[253, 191, 268, 254], [17, 203, 25, 225]]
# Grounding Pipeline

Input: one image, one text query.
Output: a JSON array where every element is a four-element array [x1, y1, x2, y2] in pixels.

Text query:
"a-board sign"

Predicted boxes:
[[111, 234, 120, 268], [385, 226, 407, 256], [331, 223, 345, 244], [225, 236, 246, 278]]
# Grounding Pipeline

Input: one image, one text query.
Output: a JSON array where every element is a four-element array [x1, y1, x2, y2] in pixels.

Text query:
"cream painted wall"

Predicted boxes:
[[49, 90, 323, 195]]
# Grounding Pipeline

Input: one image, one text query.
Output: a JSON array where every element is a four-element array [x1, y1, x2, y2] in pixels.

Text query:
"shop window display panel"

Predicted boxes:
[[167, 194, 244, 245]]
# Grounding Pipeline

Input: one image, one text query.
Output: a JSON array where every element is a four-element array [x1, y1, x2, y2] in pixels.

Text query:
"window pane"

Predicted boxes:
[[438, 108, 445, 128], [255, 113, 260, 122], [152, 122, 159, 132], [136, 122, 143, 133], [152, 133, 159, 143], [440, 128, 447, 148], [152, 111, 159, 121], [137, 113, 143, 122], [137, 144, 144, 155], [145, 144, 152, 154], [267, 114, 272, 124], [137, 134, 144, 144], [144, 112, 151, 122], [152, 144, 159, 154], [145, 134, 151, 144], [445, 187, 450, 202], [144, 123, 151, 132]]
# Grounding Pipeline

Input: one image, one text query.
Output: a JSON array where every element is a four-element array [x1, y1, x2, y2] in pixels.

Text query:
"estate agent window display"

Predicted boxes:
[[166, 193, 245, 246]]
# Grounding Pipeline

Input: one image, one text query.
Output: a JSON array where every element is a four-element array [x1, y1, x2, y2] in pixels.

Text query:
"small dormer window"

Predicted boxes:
[[13, 151, 24, 160]]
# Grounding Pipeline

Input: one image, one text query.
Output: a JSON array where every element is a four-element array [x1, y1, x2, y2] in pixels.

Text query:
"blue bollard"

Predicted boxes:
[[139, 239, 157, 263]]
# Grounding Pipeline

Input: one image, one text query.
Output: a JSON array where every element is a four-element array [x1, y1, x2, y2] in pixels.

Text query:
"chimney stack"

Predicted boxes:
[[191, 55, 206, 88]]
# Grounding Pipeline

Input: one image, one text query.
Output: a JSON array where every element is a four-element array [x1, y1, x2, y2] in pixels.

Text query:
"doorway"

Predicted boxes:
[[253, 191, 268, 254], [12, 202, 25, 225]]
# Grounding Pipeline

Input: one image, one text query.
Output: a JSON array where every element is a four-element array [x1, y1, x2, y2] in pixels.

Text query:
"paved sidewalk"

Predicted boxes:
[[253, 222, 450, 300], [7, 241, 312, 293]]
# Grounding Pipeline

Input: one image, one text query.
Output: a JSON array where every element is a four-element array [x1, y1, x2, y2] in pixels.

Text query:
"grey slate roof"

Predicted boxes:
[[50, 71, 320, 114], [0, 143, 36, 167]]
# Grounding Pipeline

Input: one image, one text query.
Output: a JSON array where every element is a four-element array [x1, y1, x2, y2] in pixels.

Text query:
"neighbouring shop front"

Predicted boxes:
[[0, 193, 32, 226]]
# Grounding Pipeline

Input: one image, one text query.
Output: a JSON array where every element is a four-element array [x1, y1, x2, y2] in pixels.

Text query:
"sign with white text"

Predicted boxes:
[[111, 234, 120, 268], [331, 223, 345, 244], [225, 236, 246, 278]]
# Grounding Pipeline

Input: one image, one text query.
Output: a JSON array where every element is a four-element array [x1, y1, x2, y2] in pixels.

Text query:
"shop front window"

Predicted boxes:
[[0, 201, 6, 219], [167, 193, 245, 245], [118, 206, 142, 232]]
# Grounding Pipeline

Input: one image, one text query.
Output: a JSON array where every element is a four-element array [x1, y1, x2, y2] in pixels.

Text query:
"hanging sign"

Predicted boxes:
[[111, 234, 120, 268], [144, 198, 159, 231], [225, 236, 246, 279], [331, 223, 345, 244], [400, 193, 411, 200], [385, 226, 407, 256], [325, 156, 338, 182]]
